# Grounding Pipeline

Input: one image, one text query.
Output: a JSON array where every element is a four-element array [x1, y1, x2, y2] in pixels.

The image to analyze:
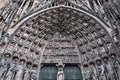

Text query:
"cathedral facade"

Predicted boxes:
[[0, 0, 120, 80]]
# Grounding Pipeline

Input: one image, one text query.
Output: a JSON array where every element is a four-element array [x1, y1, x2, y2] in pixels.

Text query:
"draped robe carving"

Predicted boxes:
[[23, 64, 31, 80], [0, 54, 10, 80], [104, 60, 114, 80], [89, 64, 98, 80], [30, 66, 37, 80], [96, 60, 106, 80], [4, 62, 15, 80], [57, 70, 64, 80], [84, 66, 91, 80], [14, 61, 25, 80]]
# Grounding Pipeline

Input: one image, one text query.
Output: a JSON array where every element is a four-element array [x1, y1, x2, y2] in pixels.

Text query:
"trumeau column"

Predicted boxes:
[[56, 61, 65, 80]]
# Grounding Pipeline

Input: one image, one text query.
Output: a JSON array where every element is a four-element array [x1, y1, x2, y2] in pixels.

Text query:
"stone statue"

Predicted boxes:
[[113, 59, 120, 79], [83, 65, 91, 80], [0, 54, 10, 80], [111, 54, 120, 79], [57, 62, 64, 80], [23, 63, 31, 80], [3, 62, 15, 80], [89, 63, 98, 80], [30, 66, 37, 80], [6, 57, 19, 80], [96, 60, 106, 80], [103, 57, 114, 80], [0, 33, 9, 45], [14, 60, 25, 80], [57, 67, 64, 80]]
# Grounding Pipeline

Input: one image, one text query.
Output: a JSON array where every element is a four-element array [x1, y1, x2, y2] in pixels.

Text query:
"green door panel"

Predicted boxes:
[[64, 65, 83, 80], [40, 65, 57, 80]]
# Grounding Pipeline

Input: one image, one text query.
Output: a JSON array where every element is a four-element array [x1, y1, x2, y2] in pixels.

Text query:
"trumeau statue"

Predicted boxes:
[[0, 54, 10, 80], [103, 57, 114, 80], [96, 60, 106, 80], [57, 67, 64, 80], [57, 62, 64, 80], [14, 60, 25, 80]]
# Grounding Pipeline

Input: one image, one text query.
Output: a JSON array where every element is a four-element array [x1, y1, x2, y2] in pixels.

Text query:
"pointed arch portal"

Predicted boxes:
[[5, 5, 118, 60], [1, 2, 119, 80]]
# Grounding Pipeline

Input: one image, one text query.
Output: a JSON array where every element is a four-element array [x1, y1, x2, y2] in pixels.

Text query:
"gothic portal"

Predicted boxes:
[[0, 0, 120, 80]]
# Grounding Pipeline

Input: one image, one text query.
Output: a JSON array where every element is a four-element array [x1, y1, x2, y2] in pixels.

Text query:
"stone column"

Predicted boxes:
[[56, 61, 65, 80]]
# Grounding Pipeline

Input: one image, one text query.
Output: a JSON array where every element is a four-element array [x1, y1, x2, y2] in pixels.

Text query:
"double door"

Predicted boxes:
[[40, 64, 83, 80]]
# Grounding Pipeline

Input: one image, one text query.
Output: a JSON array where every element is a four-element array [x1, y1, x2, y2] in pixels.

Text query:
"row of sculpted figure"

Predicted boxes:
[[83, 53, 120, 80], [0, 53, 38, 80]]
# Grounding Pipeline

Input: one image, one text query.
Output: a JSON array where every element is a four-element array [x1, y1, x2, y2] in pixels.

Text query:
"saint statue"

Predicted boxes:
[[14, 60, 25, 80], [96, 60, 106, 80], [3, 62, 15, 80], [111, 54, 120, 80], [23, 63, 31, 80], [30, 66, 37, 80], [57, 67, 64, 80], [4, 56, 20, 80], [103, 57, 114, 80], [89, 62, 98, 80], [0, 54, 10, 80], [83, 64, 91, 80], [57, 62, 64, 80], [113, 59, 120, 79]]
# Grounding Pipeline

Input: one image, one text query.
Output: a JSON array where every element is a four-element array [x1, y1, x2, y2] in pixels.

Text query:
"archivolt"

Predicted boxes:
[[8, 5, 118, 56]]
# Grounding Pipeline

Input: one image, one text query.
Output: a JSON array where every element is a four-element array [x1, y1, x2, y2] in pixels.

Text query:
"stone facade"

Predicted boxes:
[[0, 0, 120, 80]]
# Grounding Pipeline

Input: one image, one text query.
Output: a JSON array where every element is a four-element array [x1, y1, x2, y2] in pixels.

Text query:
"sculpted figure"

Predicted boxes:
[[103, 57, 114, 80], [83, 64, 91, 80], [1, 33, 9, 45], [96, 60, 106, 80], [30, 66, 37, 80], [14, 60, 25, 80], [57, 62, 64, 80], [111, 54, 120, 80], [0, 54, 10, 79], [23, 63, 31, 80], [57, 67, 64, 80], [4, 56, 19, 80], [89, 62, 98, 80]]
